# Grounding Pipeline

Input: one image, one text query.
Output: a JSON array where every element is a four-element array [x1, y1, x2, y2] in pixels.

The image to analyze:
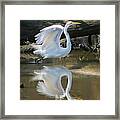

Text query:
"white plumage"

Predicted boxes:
[[32, 21, 80, 59], [32, 66, 73, 99]]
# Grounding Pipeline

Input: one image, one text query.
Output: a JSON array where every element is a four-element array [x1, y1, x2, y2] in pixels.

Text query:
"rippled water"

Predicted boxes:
[[20, 50, 100, 100]]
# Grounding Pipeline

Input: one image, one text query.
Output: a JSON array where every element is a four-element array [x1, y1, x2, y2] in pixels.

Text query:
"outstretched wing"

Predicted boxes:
[[34, 25, 64, 51]]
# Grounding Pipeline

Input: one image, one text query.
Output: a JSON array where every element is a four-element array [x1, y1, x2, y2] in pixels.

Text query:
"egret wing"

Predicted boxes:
[[42, 29, 63, 50], [35, 25, 64, 50], [35, 31, 46, 44]]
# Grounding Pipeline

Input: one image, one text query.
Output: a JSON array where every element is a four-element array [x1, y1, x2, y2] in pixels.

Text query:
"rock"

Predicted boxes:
[[20, 83, 24, 88]]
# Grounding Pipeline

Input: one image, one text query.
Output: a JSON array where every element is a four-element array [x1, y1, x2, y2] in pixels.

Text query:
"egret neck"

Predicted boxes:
[[63, 25, 72, 51]]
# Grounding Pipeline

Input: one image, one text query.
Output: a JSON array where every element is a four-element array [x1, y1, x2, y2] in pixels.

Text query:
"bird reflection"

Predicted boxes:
[[32, 66, 73, 100]]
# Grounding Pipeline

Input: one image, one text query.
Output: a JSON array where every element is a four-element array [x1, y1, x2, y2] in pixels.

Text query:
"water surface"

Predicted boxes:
[[20, 50, 100, 100]]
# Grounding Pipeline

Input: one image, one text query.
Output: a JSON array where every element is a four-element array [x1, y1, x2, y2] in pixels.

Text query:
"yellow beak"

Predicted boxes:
[[72, 21, 81, 25]]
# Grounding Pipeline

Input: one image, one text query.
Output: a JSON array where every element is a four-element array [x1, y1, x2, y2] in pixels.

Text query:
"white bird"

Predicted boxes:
[[32, 66, 73, 100], [32, 21, 80, 59]]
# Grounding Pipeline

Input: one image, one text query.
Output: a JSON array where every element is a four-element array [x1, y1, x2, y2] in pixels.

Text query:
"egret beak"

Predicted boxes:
[[72, 21, 81, 25]]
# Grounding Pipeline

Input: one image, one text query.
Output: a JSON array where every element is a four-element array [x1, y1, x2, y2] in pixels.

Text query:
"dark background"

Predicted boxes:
[[20, 20, 100, 46]]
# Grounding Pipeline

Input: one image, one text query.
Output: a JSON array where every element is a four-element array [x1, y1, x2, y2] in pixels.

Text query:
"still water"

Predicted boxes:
[[20, 50, 100, 100]]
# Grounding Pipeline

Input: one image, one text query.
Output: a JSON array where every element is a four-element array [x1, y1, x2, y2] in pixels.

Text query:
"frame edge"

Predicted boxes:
[[1, 0, 119, 119]]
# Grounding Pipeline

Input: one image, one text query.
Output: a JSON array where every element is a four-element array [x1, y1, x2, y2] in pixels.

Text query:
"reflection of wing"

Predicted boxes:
[[37, 81, 54, 96], [34, 25, 64, 51], [32, 66, 73, 99]]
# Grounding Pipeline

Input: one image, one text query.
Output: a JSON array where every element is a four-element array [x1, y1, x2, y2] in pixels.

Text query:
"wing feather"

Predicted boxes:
[[34, 25, 64, 50]]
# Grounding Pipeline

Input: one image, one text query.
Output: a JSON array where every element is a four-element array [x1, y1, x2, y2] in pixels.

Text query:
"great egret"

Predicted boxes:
[[32, 21, 80, 59], [32, 66, 73, 100]]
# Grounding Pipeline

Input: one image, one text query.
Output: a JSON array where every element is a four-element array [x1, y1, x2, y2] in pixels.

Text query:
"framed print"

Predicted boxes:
[[0, 0, 119, 119]]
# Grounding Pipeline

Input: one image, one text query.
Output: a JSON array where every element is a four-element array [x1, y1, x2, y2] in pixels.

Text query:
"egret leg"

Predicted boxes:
[[59, 57, 62, 64], [63, 57, 66, 66], [61, 57, 64, 65]]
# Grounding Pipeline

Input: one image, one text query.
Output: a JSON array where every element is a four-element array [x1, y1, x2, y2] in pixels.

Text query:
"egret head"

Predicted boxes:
[[65, 21, 81, 28]]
